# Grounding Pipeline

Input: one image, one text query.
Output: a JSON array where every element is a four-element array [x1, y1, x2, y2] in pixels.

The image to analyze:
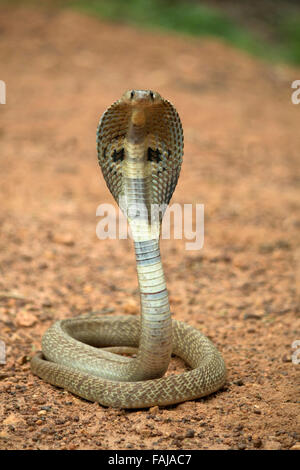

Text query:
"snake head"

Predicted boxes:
[[121, 89, 162, 107]]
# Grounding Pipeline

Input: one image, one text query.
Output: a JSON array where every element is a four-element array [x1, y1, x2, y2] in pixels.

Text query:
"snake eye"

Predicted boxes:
[[149, 91, 154, 100], [130, 90, 135, 99]]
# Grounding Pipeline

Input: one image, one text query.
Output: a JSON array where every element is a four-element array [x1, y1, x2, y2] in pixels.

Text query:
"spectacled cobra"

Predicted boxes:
[[31, 90, 226, 408]]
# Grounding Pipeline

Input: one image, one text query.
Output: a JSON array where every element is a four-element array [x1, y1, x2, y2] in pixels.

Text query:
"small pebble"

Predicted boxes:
[[15, 311, 37, 327], [233, 379, 244, 386], [238, 441, 246, 450], [253, 439, 262, 448], [290, 443, 300, 450], [264, 440, 281, 450], [149, 406, 159, 415]]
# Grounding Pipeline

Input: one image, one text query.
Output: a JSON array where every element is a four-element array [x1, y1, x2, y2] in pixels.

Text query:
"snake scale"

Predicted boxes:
[[31, 90, 226, 408]]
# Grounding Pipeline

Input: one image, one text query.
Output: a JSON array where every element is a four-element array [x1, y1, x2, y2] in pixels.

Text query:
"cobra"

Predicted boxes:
[[31, 90, 226, 408]]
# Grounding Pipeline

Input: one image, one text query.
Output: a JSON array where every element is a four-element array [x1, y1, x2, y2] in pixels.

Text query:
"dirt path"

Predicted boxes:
[[0, 6, 299, 450]]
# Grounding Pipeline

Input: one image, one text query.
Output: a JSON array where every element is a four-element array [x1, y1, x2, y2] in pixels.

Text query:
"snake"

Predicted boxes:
[[31, 90, 226, 409]]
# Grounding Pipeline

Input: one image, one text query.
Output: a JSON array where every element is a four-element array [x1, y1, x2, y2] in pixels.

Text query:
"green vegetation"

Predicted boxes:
[[69, 0, 267, 57], [68, 0, 300, 65], [278, 13, 300, 64], [1, 0, 300, 64]]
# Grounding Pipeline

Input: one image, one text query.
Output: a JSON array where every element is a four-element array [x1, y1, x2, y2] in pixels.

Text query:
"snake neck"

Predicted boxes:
[[134, 238, 172, 379], [118, 112, 172, 380]]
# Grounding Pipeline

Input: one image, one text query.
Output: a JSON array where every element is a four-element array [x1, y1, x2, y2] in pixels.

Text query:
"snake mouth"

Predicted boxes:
[[121, 89, 162, 106]]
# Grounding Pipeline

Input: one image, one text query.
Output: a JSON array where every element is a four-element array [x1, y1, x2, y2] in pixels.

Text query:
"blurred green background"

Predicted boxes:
[[1, 0, 300, 64]]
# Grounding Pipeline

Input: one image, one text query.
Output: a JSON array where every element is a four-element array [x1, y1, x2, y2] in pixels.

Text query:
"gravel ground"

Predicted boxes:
[[0, 5, 299, 450]]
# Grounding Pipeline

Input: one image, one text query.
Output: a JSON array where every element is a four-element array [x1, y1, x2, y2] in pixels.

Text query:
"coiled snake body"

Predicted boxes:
[[31, 90, 226, 408]]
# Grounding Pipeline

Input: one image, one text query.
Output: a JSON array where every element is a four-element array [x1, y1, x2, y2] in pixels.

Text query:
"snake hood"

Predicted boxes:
[[96, 89, 184, 211]]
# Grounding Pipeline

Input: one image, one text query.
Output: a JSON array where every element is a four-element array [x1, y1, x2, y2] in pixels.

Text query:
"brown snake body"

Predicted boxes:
[[31, 90, 226, 408]]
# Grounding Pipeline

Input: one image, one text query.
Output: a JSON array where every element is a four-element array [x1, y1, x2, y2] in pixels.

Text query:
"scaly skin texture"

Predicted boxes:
[[31, 90, 226, 408]]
